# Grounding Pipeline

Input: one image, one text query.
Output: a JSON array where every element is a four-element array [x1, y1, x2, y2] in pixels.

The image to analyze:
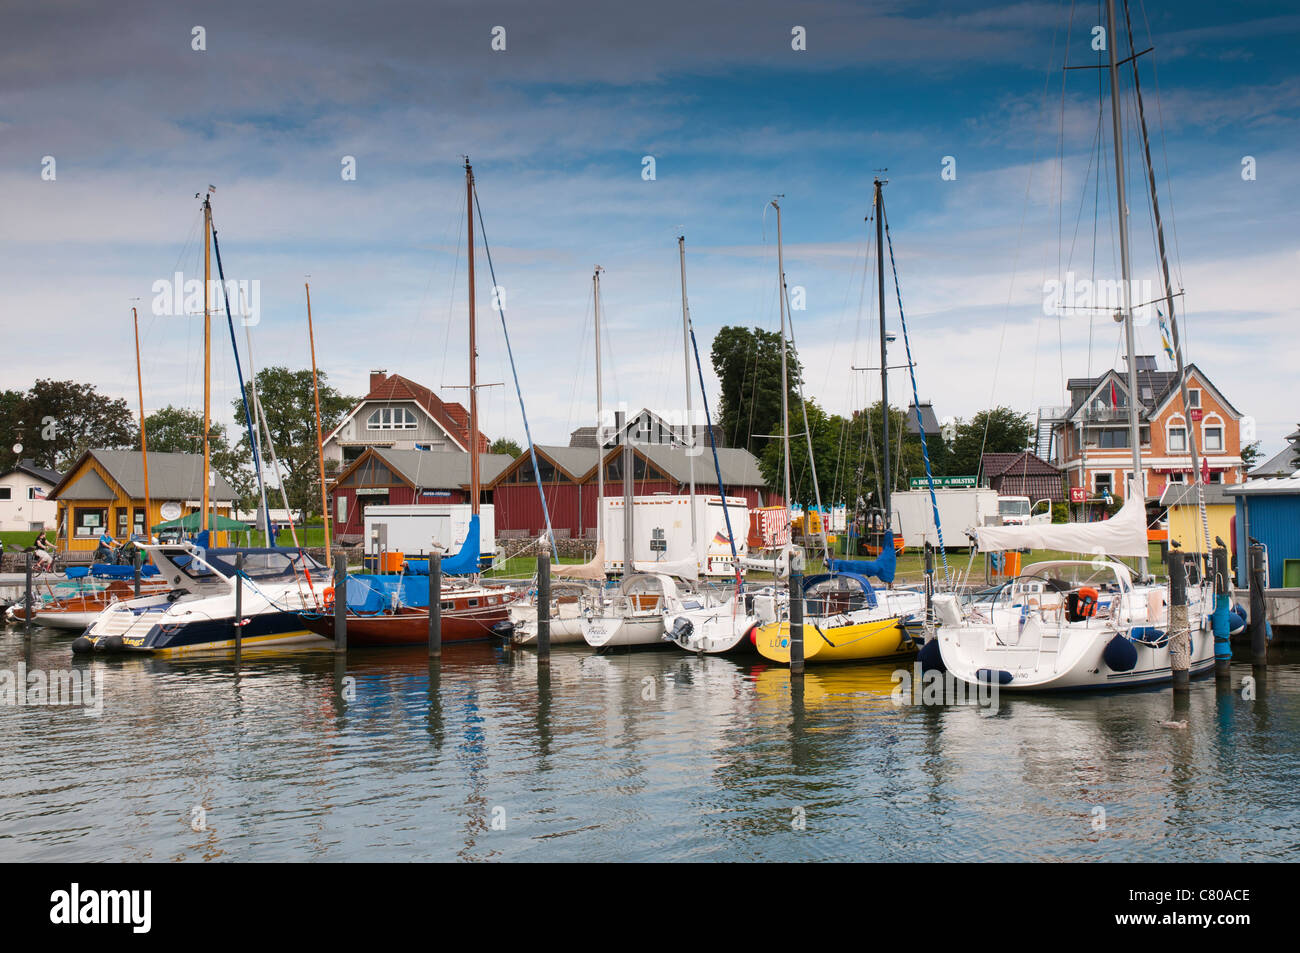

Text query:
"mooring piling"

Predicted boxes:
[[1248, 539, 1268, 670], [923, 542, 935, 641], [1167, 547, 1189, 695], [23, 551, 33, 634], [537, 552, 551, 663], [789, 568, 804, 675], [428, 552, 442, 658], [233, 551, 244, 668], [1212, 541, 1232, 681], [133, 551, 142, 599], [333, 548, 347, 653]]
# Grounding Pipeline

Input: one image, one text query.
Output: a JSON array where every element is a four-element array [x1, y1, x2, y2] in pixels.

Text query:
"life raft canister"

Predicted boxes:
[[1076, 586, 1099, 618]]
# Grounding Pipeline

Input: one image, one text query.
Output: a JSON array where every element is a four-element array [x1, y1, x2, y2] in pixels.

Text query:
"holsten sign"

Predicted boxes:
[[908, 475, 977, 489]]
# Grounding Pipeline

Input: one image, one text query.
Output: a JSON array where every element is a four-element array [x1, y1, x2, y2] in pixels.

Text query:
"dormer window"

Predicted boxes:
[[366, 407, 418, 430]]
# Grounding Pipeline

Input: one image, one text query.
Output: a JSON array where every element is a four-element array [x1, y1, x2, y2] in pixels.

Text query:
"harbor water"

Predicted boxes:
[[2, 626, 1298, 862]]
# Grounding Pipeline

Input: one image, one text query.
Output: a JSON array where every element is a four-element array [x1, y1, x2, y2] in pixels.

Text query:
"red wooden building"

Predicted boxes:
[[327, 447, 513, 538]]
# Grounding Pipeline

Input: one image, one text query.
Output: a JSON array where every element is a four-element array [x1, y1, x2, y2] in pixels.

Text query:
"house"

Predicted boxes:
[[327, 447, 514, 538], [0, 459, 61, 531], [979, 451, 1065, 502], [1042, 357, 1246, 502], [489, 445, 602, 539], [1158, 482, 1235, 556], [48, 450, 240, 552], [322, 370, 489, 471], [1249, 426, 1299, 478], [1224, 473, 1300, 588]]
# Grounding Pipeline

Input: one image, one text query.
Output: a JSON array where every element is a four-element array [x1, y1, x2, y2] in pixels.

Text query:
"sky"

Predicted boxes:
[[2, 0, 1297, 465]]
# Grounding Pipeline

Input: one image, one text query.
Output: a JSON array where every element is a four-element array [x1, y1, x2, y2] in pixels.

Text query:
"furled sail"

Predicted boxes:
[[439, 514, 482, 574], [827, 530, 897, 583], [973, 495, 1148, 557], [554, 542, 606, 581], [632, 553, 699, 582]]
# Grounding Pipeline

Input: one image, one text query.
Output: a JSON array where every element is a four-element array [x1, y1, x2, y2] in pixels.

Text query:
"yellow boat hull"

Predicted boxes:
[[753, 615, 913, 665]]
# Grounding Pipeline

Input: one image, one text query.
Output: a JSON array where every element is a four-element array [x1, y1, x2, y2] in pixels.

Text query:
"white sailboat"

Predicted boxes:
[[934, 0, 1214, 691]]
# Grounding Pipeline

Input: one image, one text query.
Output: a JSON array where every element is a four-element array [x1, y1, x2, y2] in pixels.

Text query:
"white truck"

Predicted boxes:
[[888, 488, 1001, 549], [603, 494, 750, 577], [362, 504, 496, 561], [995, 495, 1053, 526]]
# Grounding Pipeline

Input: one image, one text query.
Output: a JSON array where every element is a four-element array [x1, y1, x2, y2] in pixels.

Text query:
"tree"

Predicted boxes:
[[710, 325, 801, 459], [490, 438, 522, 458], [1240, 440, 1262, 471], [145, 405, 253, 505], [233, 367, 355, 517], [947, 406, 1034, 478], [0, 380, 136, 472]]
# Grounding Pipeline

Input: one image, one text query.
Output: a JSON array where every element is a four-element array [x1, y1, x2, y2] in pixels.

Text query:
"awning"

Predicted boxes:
[[152, 512, 251, 532]]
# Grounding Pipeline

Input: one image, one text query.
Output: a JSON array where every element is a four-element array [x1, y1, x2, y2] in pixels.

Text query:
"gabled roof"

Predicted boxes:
[[588, 443, 766, 487], [1224, 472, 1300, 497], [1066, 363, 1240, 422], [1249, 444, 1297, 478], [49, 450, 239, 502], [330, 447, 513, 491], [489, 445, 602, 486], [568, 408, 724, 450], [1, 458, 61, 485], [981, 450, 1059, 478], [326, 372, 488, 453], [905, 402, 941, 437], [1158, 483, 1233, 507]]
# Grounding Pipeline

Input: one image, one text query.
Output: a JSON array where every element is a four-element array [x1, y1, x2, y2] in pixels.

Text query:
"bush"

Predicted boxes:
[[1051, 503, 1069, 523]]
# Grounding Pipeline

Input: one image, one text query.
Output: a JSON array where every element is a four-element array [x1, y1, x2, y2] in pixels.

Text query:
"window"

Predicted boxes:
[[28, 486, 44, 500], [366, 407, 418, 430], [1093, 472, 1113, 495], [74, 507, 107, 538], [1168, 426, 1187, 452], [0, 487, 10, 501], [1140, 425, 1151, 446], [336, 495, 347, 524], [1187, 389, 1200, 408], [1141, 386, 1153, 402], [1208, 470, 1224, 484], [1098, 428, 1129, 449], [117, 510, 129, 537], [1168, 472, 1186, 484], [133, 508, 146, 535], [1204, 426, 1223, 452]]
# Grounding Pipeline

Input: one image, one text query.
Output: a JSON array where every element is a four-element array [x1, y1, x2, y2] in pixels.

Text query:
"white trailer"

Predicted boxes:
[[889, 488, 1000, 549], [603, 494, 749, 577], [362, 504, 496, 560]]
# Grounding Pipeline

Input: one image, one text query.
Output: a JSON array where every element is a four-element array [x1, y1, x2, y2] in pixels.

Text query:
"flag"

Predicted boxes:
[[1110, 380, 1118, 408], [1202, 455, 1211, 483], [1157, 310, 1175, 361]]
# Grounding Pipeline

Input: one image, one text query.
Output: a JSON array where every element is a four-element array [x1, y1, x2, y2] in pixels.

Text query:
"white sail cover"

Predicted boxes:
[[632, 554, 699, 583], [553, 542, 606, 581], [974, 494, 1148, 557]]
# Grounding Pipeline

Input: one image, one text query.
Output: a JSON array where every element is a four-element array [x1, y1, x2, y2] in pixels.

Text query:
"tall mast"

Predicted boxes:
[[466, 159, 480, 516], [771, 199, 792, 512], [678, 236, 698, 557], [132, 306, 151, 541], [201, 195, 212, 539], [594, 267, 605, 548], [1105, 0, 1148, 578], [875, 178, 892, 529], [305, 283, 332, 568]]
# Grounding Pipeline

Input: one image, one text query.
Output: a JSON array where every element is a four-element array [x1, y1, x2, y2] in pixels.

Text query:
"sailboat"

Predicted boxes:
[[753, 187, 925, 665], [934, 0, 1215, 691], [300, 159, 518, 646]]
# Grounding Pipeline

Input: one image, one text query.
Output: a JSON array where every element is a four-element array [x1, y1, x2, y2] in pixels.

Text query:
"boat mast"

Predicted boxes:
[[201, 195, 212, 540], [465, 159, 480, 519], [875, 177, 891, 531], [771, 199, 793, 513], [305, 282, 332, 569], [132, 306, 151, 542], [678, 236, 698, 558], [1105, 0, 1148, 578], [594, 266, 605, 551]]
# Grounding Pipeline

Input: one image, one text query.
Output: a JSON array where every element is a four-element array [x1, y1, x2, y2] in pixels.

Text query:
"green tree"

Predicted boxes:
[[490, 437, 522, 458], [233, 367, 355, 517], [0, 380, 136, 472], [145, 405, 253, 504], [710, 325, 801, 459], [947, 406, 1034, 478], [1239, 440, 1262, 471]]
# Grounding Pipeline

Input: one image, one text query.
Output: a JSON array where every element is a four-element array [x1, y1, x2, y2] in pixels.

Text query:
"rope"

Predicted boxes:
[[881, 204, 952, 590], [688, 322, 742, 593]]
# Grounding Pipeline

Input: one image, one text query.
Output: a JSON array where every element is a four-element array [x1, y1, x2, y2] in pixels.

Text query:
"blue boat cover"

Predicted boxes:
[[404, 515, 481, 576], [826, 530, 897, 583], [800, 572, 879, 609], [66, 564, 160, 579], [342, 574, 432, 613]]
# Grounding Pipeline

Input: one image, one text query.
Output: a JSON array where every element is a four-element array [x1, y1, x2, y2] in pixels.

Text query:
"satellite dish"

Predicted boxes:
[[160, 501, 182, 521]]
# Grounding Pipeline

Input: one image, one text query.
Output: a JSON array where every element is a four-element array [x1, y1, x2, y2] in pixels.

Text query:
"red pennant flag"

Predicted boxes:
[[1202, 455, 1211, 483], [1110, 380, 1118, 407]]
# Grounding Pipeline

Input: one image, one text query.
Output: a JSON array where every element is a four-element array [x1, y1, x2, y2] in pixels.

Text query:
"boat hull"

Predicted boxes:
[[753, 615, 913, 664], [665, 606, 759, 654], [303, 605, 509, 646], [582, 614, 667, 648]]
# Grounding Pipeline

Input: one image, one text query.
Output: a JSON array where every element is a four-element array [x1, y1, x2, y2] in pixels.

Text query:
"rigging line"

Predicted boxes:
[[471, 181, 558, 561], [439, 190, 467, 392], [882, 205, 953, 590], [1056, 0, 1077, 413], [688, 321, 742, 592], [784, 282, 829, 567]]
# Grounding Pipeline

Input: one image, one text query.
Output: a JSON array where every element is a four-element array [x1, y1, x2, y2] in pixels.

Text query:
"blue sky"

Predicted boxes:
[[2, 0, 1297, 462]]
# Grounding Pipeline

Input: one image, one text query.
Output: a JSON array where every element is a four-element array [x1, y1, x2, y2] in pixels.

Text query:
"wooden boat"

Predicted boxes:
[[6, 574, 169, 629], [303, 582, 515, 646]]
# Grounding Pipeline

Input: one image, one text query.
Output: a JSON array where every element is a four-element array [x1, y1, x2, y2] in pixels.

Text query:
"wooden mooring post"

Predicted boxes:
[[789, 568, 804, 675], [1248, 540, 1268, 670], [233, 552, 243, 668], [536, 553, 551, 663], [23, 551, 32, 634], [133, 551, 142, 598], [1212, 542, 1232, 682], [333, 548, 347, 653], [1167, 547, 1189, 695], [428, 552, 442, 658]]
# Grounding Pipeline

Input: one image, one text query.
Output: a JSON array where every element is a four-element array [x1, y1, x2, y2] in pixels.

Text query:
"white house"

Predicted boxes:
[[0, 459, 61, 531]]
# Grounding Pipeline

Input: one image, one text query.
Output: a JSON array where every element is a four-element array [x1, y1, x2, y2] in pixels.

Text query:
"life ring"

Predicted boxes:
[[1076, 586, 1099, 618], [323, 587, 335, 611]]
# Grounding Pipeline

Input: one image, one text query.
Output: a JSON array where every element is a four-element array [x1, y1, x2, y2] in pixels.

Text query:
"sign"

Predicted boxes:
[[420, 490, 451, 497], [1190, 408, 1204, 421], [159, 501, 182, 521], [1069, 487, 1087, 503], [908, 475, 977, 489], [355, 488, 388, 496]]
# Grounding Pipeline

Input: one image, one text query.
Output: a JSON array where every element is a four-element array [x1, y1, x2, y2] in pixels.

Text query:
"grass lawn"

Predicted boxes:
[[0, 530, 40, 551]]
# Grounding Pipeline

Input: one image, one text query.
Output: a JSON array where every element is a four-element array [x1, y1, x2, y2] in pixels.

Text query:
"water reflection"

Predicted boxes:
[[0, 626, 1297, 861]]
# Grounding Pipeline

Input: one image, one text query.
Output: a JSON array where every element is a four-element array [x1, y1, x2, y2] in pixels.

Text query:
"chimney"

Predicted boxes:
[[369, 369, 387, 392]]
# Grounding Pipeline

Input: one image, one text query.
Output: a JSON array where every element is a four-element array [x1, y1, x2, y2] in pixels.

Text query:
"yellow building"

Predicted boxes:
[[49, 450, 240, 553], [1158, 482, 1234, 554]]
